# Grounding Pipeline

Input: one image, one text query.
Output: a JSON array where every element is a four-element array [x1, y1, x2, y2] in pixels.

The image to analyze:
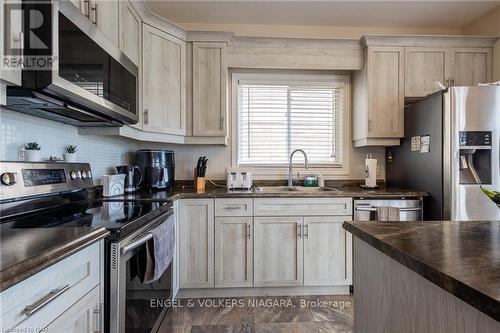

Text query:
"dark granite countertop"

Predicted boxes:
[[343, 220, 500, 322], [107, 185, 427, 202], [0, 227, 109, 292]]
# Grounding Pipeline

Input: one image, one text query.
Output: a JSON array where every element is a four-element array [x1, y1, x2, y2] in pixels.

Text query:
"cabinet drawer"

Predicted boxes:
[[215, 198, 253, 216], [254, 198, 352, 216], [0, 241, 102, 330]]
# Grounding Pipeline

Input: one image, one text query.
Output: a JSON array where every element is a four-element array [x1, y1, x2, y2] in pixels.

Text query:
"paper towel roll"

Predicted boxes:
[[365, 156, 377, 188]]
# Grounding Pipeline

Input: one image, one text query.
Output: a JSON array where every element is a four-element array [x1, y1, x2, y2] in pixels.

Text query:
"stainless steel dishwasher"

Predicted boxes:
[[354, 198, 423, 221]]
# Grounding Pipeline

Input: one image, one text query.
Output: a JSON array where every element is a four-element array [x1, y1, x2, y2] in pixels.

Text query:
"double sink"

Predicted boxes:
[[253, 186, 341, 193]]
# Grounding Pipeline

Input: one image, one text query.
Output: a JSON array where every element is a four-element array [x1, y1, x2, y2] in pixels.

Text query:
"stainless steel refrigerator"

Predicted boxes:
[[386, 86, 500, 221]]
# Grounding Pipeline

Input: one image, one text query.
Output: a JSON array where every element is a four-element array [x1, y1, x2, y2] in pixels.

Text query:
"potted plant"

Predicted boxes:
[[24, 142, 41, 162], [65, 145, 78, 162]]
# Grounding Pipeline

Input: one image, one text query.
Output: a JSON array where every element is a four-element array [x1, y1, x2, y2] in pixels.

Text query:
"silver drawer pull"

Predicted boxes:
[[24, 285, 70, 316], [223, 206, 243, 210], [355, 207, 421, 212]]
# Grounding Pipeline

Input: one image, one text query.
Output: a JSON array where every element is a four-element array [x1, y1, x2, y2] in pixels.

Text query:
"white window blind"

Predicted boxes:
[[237, 75, 345, 166]]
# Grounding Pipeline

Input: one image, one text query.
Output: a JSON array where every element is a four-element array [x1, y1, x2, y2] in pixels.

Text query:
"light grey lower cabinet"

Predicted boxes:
[[44, 286, 101, 333], [179, 199, 215, 289], [0, 241, 104, 332], [179, 198, 353, 290], [303, 216, 353, 286], [215, 217, 253, 287], [254, 216, 304, 287]]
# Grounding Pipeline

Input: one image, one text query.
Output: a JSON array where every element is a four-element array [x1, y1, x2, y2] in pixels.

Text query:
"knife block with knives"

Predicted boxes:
[[194, 156, 208, 192]]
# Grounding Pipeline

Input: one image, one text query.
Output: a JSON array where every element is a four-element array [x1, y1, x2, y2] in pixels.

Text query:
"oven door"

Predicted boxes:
[[21, 0, 138, 124], [108, 210, 174, 333]]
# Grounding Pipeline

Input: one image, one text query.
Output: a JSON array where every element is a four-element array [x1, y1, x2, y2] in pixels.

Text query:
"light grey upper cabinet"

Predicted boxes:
[[93, 0, 120, 47], [450, 47, 493, 86], [119, 0, 141, 66], [192, 42, 228, 137], [70, 0, 119, 47], [0, 0, 23, 88], [142, 23, 186, 135], [405, 46, 493, 97], [405, 47, 448, 98], [353, 46, 405, 147]]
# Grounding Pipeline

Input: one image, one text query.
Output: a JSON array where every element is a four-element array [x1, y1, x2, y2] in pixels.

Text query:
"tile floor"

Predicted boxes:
[[156, 295, 353, 333]]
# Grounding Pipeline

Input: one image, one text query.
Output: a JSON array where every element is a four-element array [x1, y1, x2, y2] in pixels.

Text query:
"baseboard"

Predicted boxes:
[[177, 285, 350, 298]]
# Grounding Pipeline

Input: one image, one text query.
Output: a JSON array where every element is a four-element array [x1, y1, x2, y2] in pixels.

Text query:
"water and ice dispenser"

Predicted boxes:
[[458, 131, 492, 184]]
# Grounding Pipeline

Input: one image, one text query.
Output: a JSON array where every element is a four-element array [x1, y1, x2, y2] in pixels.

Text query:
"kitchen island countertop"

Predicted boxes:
[[343, 220, 500, 322]]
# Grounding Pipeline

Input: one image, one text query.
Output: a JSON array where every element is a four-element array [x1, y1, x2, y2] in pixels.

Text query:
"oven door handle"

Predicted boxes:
[[355, 207, 422, 212], [121, 233, 153, 255]]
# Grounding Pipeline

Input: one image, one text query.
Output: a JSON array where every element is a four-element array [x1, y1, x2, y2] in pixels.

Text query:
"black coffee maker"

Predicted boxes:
[[136, 150, 175, 191]]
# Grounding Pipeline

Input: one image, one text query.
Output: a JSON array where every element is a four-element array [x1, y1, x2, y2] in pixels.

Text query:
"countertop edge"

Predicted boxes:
[[0, 227, 109, 292], [167, 191, 428, 201], [342, 221, 500, 322]]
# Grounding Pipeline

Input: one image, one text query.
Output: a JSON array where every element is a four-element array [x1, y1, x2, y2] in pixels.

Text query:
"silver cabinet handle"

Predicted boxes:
[[144, 109, 149, 124], [222, 205, 242, 210], [304, 224, 309, 239], [355, 207, 421, 212], [24, 285, 70, 316], [297, 223, 302, 239], [246, 224, 251, 239], [83, 0, 90, 18], [93, 302, 103, 332], [91, 3, 97, 25]]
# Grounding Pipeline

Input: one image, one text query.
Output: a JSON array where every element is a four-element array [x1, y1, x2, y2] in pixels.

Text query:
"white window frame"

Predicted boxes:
[[231, 72, 351, 179]]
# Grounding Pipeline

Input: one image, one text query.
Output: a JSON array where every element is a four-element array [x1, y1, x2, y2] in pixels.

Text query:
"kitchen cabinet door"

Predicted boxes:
[[450, 48, 493, 86], [45, 286, 101, 333], [0, 0, 22, 87], [142, 24, 186, 135], [254, 217, 303, 287], [192, 42, 227, 137], [92, 0, 120, 47], [119, 0, 141, 66], [405, 47, 448, 97], [303, 216, 352, 286], [215, 217, 253, 287], [179, 199, 214, 288], [367, 47, 405, 138]]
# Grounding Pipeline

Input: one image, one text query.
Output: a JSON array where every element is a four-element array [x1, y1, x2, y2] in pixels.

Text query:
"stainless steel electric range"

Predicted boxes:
[[0, 162, 174, 333]]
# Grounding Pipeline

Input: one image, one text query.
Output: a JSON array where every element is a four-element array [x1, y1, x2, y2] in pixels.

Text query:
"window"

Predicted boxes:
[[235, 73, 347, 167]]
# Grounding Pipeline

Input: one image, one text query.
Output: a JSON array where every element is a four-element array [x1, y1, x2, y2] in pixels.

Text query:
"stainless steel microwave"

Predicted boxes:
[[6, 0, 138, 126]]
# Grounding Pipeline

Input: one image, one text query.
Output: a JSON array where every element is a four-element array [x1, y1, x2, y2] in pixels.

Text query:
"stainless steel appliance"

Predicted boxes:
[[116, 165, 142, 193], [386, 86, 500, 220], [354, 199, 423, 221], [136, 150, 175, 191], [5, 0, 138, 126], [0, 162, 174, 333]]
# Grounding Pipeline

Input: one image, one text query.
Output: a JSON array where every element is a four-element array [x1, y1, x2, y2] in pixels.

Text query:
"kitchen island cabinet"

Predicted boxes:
[[343, 220, 500, 332]]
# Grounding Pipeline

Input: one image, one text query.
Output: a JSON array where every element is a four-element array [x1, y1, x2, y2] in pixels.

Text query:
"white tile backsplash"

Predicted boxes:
[[0, 107, 138, 183]]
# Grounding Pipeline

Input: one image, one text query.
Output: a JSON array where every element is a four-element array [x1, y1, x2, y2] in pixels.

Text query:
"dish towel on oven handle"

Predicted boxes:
[[143, 213, 175, 283]]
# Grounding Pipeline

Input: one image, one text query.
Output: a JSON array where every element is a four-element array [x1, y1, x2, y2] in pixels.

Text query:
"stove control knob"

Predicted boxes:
[[81, 171, 87, 179], [70, 171, 79, 180], [87, 170, 92, 179], [1, 172, 17, 186]]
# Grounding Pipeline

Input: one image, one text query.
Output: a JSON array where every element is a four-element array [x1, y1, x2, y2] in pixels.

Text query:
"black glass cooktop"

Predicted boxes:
[[1, 200, 172, 240]]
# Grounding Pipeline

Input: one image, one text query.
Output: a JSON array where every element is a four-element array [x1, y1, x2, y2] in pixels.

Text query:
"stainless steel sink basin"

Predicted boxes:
[[253, 186, 340, 193]]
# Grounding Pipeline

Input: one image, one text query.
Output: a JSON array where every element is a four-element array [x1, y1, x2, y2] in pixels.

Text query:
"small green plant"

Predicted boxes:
[[65, 144, 78, 153], [24, 142, 41, 151]]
